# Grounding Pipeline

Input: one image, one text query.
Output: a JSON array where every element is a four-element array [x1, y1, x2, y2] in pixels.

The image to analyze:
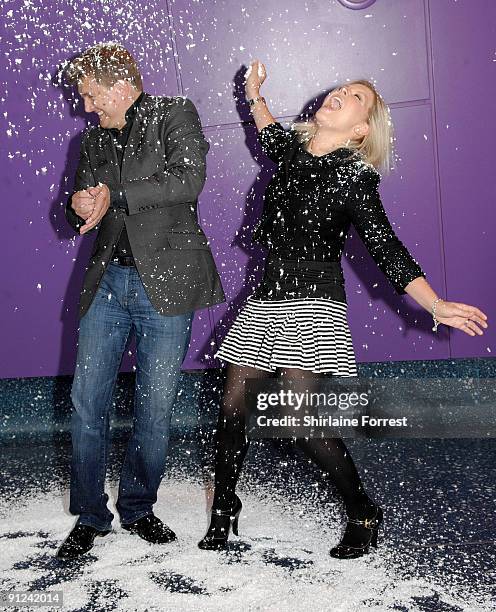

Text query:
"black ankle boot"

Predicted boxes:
[[121, 514, 176, 544], [198, 495, 242, 551], [330, 504, 383, 559], [57, 524, 111, 559]]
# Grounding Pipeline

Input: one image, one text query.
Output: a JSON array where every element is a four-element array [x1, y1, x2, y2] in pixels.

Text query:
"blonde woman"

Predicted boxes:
[[198, 61, 488, 558]]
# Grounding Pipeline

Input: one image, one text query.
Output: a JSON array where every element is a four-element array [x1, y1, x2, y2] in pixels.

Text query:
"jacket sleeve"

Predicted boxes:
[[122, 98, 209, 215], [258, 121, 298, 164], [65, 130, 97, 234], [345, 167, 426, 294], [109, 187, 128, 211]]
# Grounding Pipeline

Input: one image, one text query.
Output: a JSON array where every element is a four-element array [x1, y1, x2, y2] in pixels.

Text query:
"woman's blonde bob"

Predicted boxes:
[[292, 80, 394, 174]]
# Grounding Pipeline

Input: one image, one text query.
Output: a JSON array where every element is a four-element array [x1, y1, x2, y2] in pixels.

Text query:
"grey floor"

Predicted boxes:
[[1, 367, 495, 611], [1, 432, 495, 610]]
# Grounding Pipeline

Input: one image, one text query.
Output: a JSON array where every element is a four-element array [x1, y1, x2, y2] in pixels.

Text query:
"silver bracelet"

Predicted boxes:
[[431, 297, 444, 332]]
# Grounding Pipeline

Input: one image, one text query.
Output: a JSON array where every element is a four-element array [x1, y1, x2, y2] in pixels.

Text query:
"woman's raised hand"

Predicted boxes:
[[435, 300, 488, 336], [245, 60, 267, 98]]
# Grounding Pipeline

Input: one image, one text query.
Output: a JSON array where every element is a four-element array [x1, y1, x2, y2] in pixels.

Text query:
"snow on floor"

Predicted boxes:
[[0, 478, 492, 612]]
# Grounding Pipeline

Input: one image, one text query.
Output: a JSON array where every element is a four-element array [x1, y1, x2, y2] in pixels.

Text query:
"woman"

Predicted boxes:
[[198, 61, 488, 558]]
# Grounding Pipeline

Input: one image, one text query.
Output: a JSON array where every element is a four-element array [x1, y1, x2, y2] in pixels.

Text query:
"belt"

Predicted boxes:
[[251, 254, 347, 302], [111, 255, 135, 267], [265, 255, 345, 283]]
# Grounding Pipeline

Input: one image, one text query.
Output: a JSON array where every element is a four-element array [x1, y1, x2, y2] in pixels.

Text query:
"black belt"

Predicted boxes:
[[266, 254, 344, 282], [111, 255, 135, 267], [251, 255, 347, 302], [266, 255, 345, 283]]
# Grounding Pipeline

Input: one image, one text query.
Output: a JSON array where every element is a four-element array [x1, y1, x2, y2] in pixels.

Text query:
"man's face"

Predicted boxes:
[[77, 77, 124, 128]]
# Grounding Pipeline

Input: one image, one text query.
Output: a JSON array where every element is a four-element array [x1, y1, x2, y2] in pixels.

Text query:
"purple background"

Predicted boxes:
[[1, 0, 494, 379]]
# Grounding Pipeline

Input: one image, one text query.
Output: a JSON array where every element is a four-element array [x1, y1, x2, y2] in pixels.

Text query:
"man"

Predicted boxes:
[[57, 43, 225, 558]]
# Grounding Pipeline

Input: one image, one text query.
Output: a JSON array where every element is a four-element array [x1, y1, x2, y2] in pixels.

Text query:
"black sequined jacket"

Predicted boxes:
[[251, 122, 425, 301]]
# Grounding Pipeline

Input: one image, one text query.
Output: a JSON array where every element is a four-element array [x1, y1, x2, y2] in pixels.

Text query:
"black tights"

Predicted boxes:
[[212, 364, 374, 519]]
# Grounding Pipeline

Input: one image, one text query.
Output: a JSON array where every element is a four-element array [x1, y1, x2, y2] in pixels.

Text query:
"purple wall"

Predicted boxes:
[[1, 0, 494, 378], [428, 1, 496, 359]]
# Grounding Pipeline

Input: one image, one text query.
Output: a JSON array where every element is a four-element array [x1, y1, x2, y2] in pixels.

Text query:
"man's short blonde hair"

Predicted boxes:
[[65, 42, 143, 91]]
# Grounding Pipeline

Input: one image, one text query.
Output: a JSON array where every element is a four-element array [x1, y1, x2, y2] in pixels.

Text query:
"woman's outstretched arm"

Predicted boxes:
[[345, 168, 488, 337], [244, 59, 275, 132], [245, 59, 297, 164], [404, 276, 488, 337]]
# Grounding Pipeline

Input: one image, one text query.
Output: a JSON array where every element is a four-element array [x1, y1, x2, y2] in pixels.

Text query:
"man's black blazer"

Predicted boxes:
[[66, 93, 226, 318]]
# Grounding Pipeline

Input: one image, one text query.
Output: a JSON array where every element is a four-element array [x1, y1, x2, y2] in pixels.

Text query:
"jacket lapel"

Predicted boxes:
[[93, 129, 120, 185], [121, 93, 152, 177]]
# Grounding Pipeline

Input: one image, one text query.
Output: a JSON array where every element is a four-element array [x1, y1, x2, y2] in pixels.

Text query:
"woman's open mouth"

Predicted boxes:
[[321, 96, 343, 112]]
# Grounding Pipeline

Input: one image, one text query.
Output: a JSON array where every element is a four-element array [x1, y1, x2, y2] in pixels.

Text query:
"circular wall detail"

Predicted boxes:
[[338, 0, 377, 10]]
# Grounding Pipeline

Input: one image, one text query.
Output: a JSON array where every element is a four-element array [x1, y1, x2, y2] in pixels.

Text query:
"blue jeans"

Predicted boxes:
[[69, 263, 193, 531]]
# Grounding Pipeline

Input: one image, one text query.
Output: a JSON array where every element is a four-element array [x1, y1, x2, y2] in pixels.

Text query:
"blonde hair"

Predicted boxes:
[[65, 42, 143, 91], [292, 80, 394, 174]]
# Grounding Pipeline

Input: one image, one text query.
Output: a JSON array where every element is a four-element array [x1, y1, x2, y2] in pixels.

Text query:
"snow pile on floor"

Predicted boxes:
[[0, 480, 490, 612]]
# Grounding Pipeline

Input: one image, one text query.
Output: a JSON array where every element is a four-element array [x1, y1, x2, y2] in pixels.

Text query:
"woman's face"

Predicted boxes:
[[315, 82, 375, 137]]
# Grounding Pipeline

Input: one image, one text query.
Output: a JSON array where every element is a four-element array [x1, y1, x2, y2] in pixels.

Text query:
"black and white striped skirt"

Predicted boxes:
[[214, 296, 358, 376]]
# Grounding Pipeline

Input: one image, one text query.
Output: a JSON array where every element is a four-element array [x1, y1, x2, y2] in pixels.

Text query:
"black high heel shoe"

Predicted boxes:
[[329, 504, 383, 559], [198, 495, 242, 550]]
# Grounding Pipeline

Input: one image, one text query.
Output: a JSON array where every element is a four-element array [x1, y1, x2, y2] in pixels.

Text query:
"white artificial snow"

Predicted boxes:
[[0, 479, 491, 611]]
